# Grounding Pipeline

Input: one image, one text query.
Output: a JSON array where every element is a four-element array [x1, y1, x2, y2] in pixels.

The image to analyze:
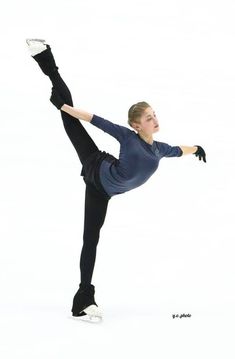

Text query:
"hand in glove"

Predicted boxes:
[[50, 87, 65, 110], [194, 145, 206, 163]]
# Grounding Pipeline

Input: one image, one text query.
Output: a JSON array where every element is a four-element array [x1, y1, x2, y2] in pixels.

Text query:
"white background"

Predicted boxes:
[[1, 0, 235, 357]]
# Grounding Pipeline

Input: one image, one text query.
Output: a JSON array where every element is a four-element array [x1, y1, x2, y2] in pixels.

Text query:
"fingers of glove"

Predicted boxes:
[[201, 149, 206, 163], [50, 95, 62, 109], [194, 145, 206, 163], [50, 88, 64, 109], [52, 90, 61, 101], [50, 92, 59, 103], [50, 94, 56, 104], [198, 151, 206, 162], [51, 87, 61, 99]]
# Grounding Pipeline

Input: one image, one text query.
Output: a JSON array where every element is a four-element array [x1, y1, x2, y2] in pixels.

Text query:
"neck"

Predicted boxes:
[[138, 132, 153, 145]]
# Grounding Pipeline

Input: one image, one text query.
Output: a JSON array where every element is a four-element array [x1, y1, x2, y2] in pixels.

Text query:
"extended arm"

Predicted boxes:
[[49, 87, 131, 143], [179, 146, 198, 155], [180, 145, 206, 162], [61, 104, 93, 122], [49, 87, 93, 121], [158, 141, 206, 162]]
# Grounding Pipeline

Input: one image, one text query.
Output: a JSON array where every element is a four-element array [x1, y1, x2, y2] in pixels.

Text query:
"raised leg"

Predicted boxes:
[[31, 44, 98, 165]]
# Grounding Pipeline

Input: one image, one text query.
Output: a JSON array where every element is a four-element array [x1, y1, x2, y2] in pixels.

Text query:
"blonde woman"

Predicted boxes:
[[26, 39, 206, 323]]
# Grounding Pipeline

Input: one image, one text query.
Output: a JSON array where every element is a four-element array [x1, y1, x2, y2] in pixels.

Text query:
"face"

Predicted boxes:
[[133, 107, 159, 135]]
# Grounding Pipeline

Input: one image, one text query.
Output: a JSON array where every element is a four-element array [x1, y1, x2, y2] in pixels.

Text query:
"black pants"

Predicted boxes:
[[32, 47, 110, 286]]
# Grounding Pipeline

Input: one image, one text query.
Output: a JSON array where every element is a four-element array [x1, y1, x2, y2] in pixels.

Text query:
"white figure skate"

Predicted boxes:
[[26, 38, 47, 56], [71, 304, 103, 323]]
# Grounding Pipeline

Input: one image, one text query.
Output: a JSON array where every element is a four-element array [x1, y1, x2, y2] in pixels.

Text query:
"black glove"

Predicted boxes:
[[194, 145, 206, 163], [50, 87, 65, 110]]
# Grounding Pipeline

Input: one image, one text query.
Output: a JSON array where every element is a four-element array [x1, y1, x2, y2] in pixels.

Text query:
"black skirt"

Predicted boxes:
[[80, 150, 118, 200]]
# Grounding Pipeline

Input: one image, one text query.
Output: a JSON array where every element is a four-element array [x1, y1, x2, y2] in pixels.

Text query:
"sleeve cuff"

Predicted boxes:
[[178, 147, 183, 156], [90, 114, 96, 123]]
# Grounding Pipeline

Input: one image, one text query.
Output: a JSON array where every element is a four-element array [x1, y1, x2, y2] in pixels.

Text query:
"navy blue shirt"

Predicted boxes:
[[90, 114, 183, 197]]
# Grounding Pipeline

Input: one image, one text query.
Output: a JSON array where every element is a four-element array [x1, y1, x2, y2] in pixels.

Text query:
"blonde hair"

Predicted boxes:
[[128, 101, 151, 128]]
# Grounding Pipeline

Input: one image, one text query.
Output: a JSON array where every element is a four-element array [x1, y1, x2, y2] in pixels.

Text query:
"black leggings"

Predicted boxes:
[[33, 50, 110, 286]]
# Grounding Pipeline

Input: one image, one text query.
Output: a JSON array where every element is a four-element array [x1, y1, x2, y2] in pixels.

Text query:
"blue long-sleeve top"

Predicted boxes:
[[90, 114, 183, 197]]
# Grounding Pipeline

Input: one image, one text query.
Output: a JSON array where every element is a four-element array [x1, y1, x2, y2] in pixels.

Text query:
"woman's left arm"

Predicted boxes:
[[179, 146, 198, 155], [179, 145, 206, 162]]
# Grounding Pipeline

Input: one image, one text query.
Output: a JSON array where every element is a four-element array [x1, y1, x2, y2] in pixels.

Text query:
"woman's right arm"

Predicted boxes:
[[61, 104, 93, 122]]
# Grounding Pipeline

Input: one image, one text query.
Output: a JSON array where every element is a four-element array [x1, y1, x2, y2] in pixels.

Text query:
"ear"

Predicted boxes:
[[132, 121, 141, 131]]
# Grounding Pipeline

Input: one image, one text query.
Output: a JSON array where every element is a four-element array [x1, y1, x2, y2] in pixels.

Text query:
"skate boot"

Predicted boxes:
[[71, 283, 103, 323], [26, 38, 59, 76], [26, 38, 47, 56]]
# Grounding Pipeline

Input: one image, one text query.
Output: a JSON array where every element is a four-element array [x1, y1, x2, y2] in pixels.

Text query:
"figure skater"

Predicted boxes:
[[26, 39, 206, 322]]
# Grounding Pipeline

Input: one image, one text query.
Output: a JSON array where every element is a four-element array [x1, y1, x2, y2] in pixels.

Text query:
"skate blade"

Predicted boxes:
[[70, 314, 102, 324], [26, 38, 46, 46]]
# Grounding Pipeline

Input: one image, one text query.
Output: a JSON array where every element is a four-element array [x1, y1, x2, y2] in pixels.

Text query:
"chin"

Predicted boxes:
[[154, 126, 159, 132]]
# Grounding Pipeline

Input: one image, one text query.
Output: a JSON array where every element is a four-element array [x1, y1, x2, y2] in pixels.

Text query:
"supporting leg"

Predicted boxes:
[[71, 184, 110, 317], [80, 183, 110, 286]]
